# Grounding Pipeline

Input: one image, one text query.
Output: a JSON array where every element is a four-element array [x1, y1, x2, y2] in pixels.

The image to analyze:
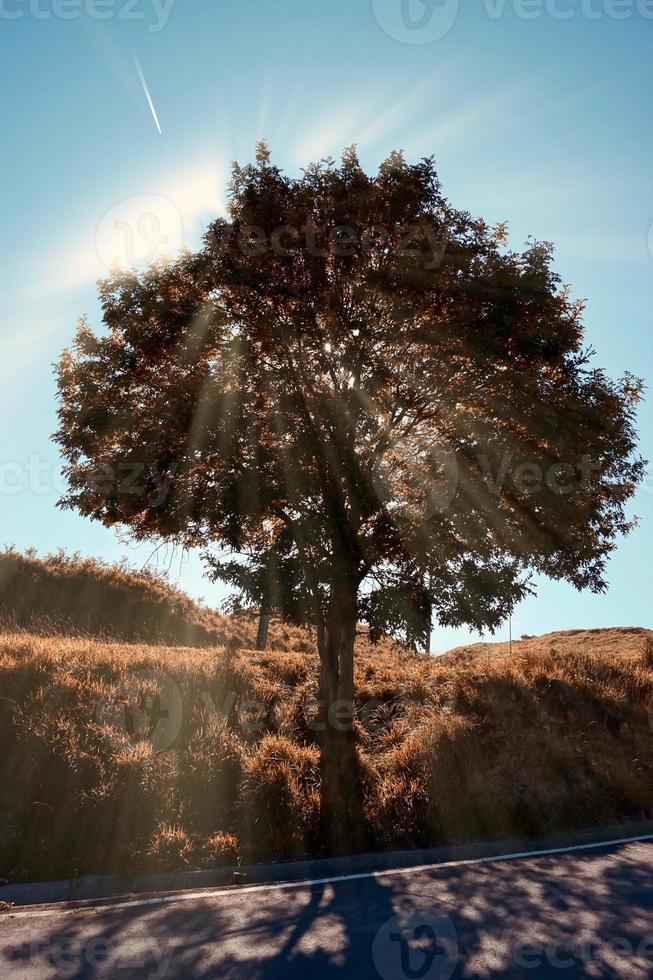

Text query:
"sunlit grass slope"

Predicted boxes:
[[0, 548, 225, 646], [1, 588, 651, 882]]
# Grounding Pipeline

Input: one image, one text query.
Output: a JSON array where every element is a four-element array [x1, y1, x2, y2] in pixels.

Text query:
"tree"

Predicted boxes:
[[55, 145, 644, 842]]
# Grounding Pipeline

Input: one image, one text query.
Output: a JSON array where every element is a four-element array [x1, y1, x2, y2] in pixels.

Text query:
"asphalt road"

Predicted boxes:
[[1, 840, 652, 979]]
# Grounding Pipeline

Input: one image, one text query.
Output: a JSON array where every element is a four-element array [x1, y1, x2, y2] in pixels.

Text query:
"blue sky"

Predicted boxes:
[[1, 0, 651, 652]]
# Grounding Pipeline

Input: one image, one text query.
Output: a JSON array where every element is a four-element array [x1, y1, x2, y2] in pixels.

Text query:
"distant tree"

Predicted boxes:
[[55, 145, 644, 841]]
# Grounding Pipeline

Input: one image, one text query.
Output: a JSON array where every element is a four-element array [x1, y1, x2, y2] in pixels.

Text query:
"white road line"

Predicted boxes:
[[8, 832, 653, 920]]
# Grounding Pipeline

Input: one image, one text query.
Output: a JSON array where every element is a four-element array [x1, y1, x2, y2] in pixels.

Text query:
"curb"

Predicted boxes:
[[3, 818, 653, 912]]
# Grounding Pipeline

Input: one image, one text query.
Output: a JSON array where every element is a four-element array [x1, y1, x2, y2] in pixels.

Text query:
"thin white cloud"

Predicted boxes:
[[132, 52, 163, 135]]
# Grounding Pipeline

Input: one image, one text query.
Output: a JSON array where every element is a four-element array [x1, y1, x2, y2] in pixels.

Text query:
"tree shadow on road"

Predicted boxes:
[[3, 842, 653, 978]]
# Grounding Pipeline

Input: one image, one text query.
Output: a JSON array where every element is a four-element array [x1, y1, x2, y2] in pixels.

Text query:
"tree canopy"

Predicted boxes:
[[56, 145, 644, 666]]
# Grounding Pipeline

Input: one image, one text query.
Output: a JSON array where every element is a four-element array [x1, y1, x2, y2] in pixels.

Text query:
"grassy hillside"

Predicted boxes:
[[1, 618, 652, 883], [0, 548, 226, 647], [443, 627, 652, 663]]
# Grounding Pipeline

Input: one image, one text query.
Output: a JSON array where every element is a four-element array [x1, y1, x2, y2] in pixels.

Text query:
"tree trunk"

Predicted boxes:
[[255, 605, 270, 651], [317, 580, 367, 854]]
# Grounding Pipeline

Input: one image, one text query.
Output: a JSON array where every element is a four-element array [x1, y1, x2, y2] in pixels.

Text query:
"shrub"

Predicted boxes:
[[239, 734, 320, 859], [147, 823, 194, 871], [196, 833, 241, 869], [176, 720, 243, 834]]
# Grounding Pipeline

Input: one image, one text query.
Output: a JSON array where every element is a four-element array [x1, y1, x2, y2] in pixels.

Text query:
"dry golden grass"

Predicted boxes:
[[0, 547, 227, 647], [1, 621, 652, 883], [443, 627, 652, 663]]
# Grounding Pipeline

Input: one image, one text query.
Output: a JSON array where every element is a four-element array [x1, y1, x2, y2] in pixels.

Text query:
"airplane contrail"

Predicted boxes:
[[132, 52, 162, 135]]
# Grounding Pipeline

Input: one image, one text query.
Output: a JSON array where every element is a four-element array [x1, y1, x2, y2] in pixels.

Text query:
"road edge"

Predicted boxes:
[[3, 818, 653, 913]]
